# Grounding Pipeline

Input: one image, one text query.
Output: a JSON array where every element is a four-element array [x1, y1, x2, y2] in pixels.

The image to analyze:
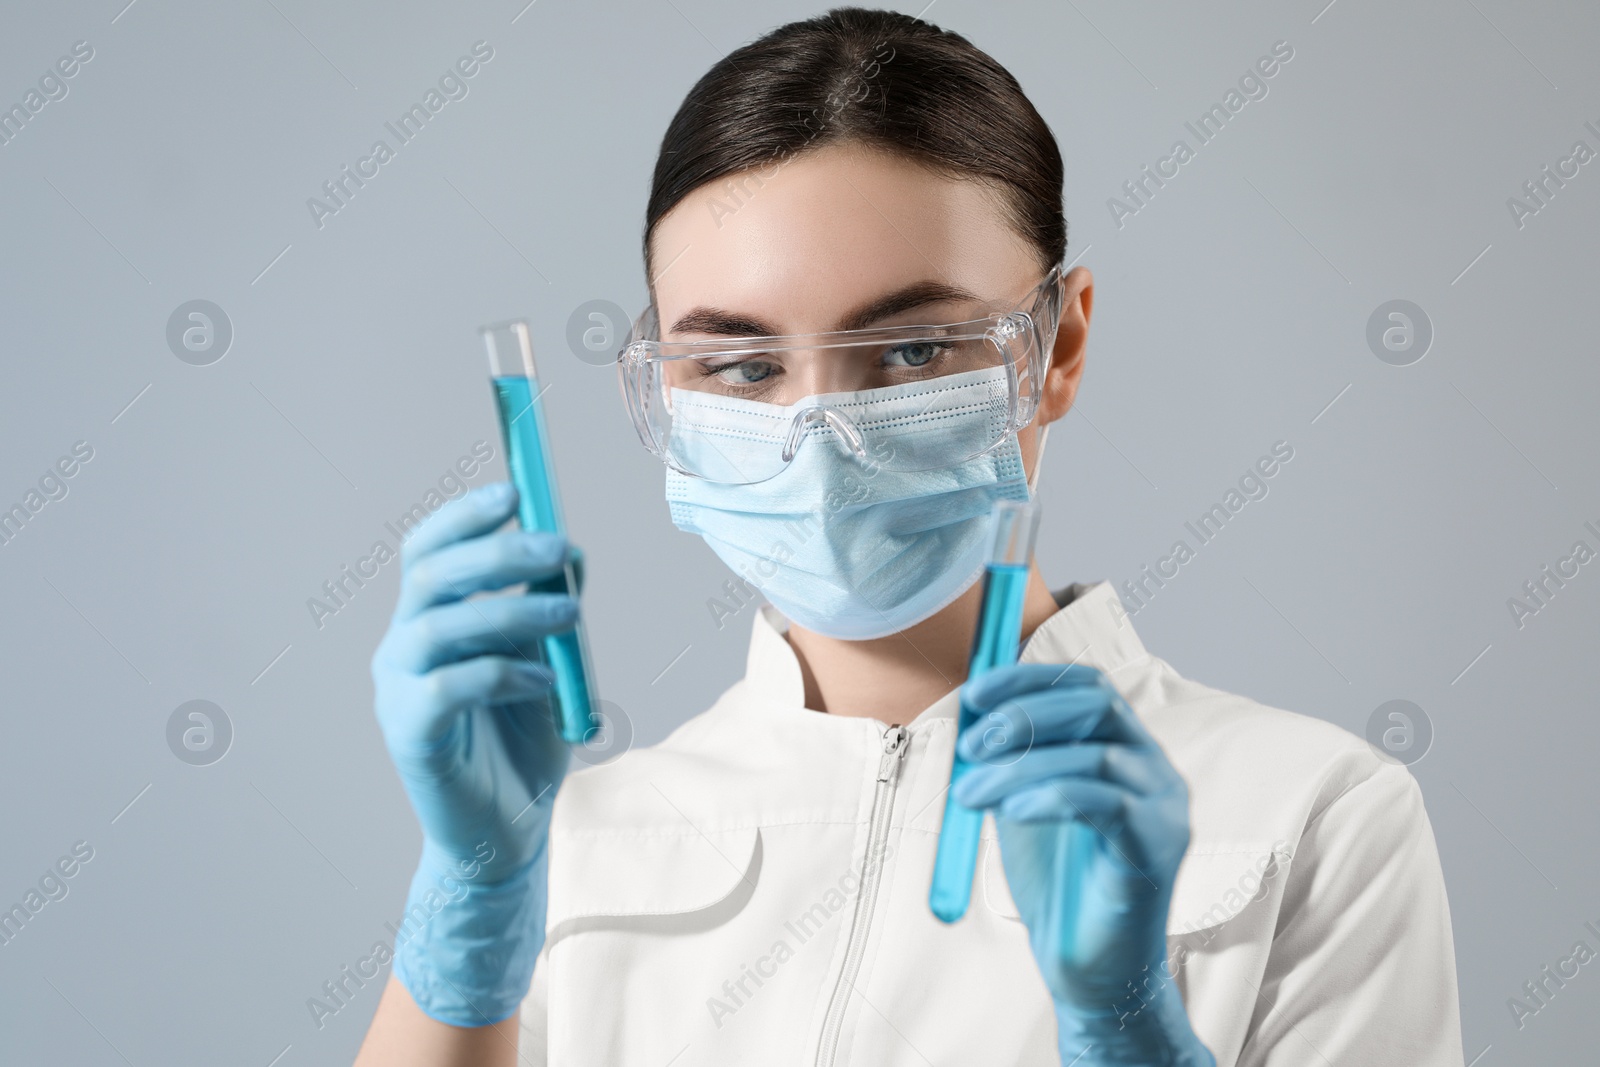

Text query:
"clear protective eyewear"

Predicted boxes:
[[617, 264, 1065, 485]]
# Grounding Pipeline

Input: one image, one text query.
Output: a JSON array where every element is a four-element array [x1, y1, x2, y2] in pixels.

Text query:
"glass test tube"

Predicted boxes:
[[929, 500, 1041, 923], [481, 320, 598, 746]]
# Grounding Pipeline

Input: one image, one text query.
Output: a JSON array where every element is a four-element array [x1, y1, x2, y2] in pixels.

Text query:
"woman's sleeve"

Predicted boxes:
[[515, 940, 550, 1065], [1236, 760, 1465, 1067]]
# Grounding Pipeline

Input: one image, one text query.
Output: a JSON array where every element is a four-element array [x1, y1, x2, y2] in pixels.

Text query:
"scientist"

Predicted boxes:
[[356, 8, 1463, 1065]]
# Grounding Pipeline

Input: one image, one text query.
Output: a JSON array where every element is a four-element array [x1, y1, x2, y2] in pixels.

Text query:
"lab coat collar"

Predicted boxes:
[[742, 580, 1150, 724]]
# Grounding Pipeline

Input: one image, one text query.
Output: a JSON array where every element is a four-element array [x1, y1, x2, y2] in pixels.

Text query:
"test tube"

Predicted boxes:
[[481, 319, 598, 745], [929, 500, 1041, 923]]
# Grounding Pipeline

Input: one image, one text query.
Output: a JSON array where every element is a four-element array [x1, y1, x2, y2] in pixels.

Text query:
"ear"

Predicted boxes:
[[1036, 266, 1093, 425]]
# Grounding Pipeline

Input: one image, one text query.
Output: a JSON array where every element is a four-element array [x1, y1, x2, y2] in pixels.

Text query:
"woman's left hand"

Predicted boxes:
[[953, 663, 1215, 1066]]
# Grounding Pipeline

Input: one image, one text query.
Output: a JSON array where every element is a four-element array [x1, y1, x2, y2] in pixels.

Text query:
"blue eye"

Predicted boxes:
[[711, 359, 775, 385], [883, 342, 943, 368]]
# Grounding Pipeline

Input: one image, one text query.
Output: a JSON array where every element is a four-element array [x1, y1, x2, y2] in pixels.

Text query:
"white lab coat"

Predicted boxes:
[[517, 581, 1464, 1065]]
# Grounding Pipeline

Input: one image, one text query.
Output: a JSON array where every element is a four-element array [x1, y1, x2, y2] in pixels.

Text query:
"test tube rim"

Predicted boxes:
[[989, 499, 1041, 567], [480, 318, 539, 379]]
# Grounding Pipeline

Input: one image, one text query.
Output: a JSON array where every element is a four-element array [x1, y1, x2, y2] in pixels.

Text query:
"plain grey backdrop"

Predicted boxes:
[[2, 0, 1596, 1063]]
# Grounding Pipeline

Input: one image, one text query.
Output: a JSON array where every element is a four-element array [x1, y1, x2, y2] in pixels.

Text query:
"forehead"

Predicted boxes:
[[648, 142, 1037, 334]]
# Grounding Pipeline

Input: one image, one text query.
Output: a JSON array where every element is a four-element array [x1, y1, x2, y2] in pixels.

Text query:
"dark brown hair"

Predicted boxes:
[[643, 6, 1066, 284]]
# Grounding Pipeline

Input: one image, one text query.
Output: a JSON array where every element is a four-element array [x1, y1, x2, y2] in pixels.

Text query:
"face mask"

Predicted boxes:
[[665, 367, 1034, 640]]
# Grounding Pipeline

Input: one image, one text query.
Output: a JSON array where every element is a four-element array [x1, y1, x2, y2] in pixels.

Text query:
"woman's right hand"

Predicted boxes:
[[371, 481, 575, 887]]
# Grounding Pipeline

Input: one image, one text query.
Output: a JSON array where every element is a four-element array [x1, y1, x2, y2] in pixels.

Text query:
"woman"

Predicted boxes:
[[357, 9, 1462, 1065]]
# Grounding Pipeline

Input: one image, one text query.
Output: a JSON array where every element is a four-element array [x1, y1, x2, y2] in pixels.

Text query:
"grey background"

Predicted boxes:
[[1, 0, 1595, 1063]]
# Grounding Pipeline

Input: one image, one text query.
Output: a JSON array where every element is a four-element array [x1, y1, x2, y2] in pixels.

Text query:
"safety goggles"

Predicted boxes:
[[617, 264, 1065, 485]]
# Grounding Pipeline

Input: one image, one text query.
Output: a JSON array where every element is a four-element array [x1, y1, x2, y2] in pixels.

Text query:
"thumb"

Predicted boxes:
[[568, 545, 585, 595]]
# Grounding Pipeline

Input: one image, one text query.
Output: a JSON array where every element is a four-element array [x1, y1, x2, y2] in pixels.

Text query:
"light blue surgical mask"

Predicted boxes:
[[666, 367, 1036, 640]]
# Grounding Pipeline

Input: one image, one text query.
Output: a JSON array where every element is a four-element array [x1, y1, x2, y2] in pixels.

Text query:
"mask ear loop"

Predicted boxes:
[[1021, 264, 1067, 499], [1027, 423, 1050, 498]]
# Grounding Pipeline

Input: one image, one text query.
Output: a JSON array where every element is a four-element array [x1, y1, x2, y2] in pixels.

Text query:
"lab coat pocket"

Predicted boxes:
[[540, 827, 765, 1063], [981, 833, 1291, 937], [544, 826, 761, 944], [1164, 844, 1292, 935]]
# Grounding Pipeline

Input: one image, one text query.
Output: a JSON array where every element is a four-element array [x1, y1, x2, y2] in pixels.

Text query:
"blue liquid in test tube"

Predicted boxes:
[[929, 500, 1041, 924], [482, 320, 598, 746]]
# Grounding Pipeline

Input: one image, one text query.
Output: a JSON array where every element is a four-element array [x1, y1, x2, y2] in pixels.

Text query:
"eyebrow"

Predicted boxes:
[[668, 279, 982, 338]]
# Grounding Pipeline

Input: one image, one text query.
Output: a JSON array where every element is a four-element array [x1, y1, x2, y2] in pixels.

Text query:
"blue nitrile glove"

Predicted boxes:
[[371, 481, 575, 1026], [953, 664, 1215, 1067]]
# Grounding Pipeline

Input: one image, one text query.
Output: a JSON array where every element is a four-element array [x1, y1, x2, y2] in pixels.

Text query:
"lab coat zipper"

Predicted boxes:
[[814, 724, 910, 1067]]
